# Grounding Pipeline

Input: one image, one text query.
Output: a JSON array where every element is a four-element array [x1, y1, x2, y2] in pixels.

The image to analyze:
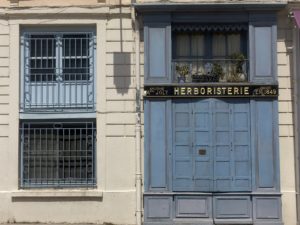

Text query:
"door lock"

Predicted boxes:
[[198, 149, 206, 155]]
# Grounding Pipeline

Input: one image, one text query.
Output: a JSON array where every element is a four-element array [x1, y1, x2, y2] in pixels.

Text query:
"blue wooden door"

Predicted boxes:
[[173, 101, 193, 191], [172, 99, 251, 192]]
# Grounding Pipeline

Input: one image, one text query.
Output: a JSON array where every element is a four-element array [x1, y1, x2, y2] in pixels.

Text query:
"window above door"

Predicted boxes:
[[172, 23, 248, 84]]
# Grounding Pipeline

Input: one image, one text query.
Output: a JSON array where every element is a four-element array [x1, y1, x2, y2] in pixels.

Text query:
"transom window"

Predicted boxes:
[[20, 121, 96, 188], [172, 24, 248, 83]]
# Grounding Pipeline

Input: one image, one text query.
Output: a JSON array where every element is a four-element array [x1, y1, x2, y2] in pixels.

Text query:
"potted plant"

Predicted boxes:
[[191, 62, 223, 82], [211, 63, 224, 82], [175, 64, 190, 83], [228, 53, 247, 82]]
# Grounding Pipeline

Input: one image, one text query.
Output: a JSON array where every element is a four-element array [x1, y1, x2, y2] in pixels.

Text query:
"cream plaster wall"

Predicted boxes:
[[0, 6, 137, 225], [278, 9, 298, 225]]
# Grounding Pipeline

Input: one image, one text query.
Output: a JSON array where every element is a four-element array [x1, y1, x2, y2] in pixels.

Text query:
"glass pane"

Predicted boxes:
[[21, 122, 96, 187], [175, 33, 190, 57], [191, 34, 205, 57], [28, 35, 56, 82], [212, 33, 226, 57], [227, 33, 241, 56], [62, 33, 92, 81]]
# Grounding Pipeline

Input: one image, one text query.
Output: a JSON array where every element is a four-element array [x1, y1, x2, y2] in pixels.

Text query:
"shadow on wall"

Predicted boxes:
[[113, 52, 131, 95]]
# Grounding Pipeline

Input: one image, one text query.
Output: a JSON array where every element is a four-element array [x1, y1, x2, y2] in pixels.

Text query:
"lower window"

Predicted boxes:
[[20, 121, 96, 188]]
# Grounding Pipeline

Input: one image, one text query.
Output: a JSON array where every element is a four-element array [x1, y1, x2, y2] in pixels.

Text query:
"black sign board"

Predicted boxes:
[[144, 85, 278, 98]]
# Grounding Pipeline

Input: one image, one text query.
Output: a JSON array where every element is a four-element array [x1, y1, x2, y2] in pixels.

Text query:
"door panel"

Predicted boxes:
[[173, 102, 193, 190], [214, 100, 232, 191], [232, 102, 251, 191], [194, 100, 213, 191], [172, 99, 251, 192]]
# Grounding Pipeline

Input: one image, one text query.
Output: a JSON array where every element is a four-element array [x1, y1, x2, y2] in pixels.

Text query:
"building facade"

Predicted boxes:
[[0, 0, 299, 225], [0, 0, 138, 224]]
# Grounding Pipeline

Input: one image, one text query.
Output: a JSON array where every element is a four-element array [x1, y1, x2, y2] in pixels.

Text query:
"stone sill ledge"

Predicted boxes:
[[11, 190, 103, 198]]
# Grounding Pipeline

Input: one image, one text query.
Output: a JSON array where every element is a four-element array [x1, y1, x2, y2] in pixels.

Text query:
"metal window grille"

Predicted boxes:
[[20, 121, 96, 188], [21, 32, 96, 112]]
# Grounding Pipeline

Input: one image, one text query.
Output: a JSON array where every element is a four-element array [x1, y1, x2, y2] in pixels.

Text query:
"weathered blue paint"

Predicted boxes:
[[145, 99, 173, 191], [254, 27, 272, 77], [253, 196, 282, 222], [144, 17, 171, 84], [149, 27, 166, 78], [172, 99, 251, 192], [249, 15, 277, 83], [213, 196, 252, 219], [253, 100, 280, 191], [175, 196, 212, 218], [144, 196, 173, 221], [143, 9, 282, 225], [145, 100, 168, 190]]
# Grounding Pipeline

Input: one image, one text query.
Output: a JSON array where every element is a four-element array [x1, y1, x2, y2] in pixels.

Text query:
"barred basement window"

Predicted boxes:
[[20, 121, 96, 188], [21, 32, 96, 112]]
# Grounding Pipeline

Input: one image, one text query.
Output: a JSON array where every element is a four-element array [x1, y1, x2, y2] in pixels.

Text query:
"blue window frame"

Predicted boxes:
[[21, 31, 96, 112], [20, 121, 96, 188]]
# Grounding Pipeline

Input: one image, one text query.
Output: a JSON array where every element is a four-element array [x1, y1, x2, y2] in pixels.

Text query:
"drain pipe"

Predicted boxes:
[[133, 6, 142, 225]]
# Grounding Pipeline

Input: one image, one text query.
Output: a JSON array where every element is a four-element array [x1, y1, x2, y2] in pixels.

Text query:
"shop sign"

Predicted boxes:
[[144, 85, 278, 98]]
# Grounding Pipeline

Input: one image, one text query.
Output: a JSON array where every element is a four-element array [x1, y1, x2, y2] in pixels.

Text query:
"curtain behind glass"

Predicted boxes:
[[227, 33, 241, 55]]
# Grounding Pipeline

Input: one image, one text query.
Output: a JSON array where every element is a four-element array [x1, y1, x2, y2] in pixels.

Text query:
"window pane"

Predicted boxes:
[[62, 33, 92, 81], [212, 33, 226, 57], [28, 35, 56, 82], [21, 122, 96, 187], [175, 33, 190, 57], [227, 33, 241, 55], [191, 34, 205, 57]]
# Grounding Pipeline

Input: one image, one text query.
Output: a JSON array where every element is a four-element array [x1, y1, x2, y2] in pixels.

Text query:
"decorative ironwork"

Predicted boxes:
[[21, 32, 96, 112], [20, 121, 96, 188], [173, 57, 248, 83]]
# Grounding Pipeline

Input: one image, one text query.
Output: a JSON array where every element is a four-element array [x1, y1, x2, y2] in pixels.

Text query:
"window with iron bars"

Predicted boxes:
[[20, 121, 96, 188], [21, 32, 96, 112]]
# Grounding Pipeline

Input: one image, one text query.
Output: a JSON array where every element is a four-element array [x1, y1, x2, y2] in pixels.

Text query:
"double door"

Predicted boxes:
[[173, 99, 251, 192]]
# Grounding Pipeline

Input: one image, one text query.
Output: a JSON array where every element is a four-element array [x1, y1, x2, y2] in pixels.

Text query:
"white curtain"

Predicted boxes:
[[176, 33, 190, 57], [212, 34, 226, 57], [191, 34, 205, 57], [227, 34, 241, 56]]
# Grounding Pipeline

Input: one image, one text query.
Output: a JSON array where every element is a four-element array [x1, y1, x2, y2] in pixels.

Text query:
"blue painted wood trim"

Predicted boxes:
[[144, 100, 171, 191], [249, 13, 277, 83], [144, 22, 171, 84], [252, 100, 279, 192]]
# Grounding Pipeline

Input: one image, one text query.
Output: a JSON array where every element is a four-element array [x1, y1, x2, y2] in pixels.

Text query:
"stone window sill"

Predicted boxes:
[[11, 190, 103, 198]]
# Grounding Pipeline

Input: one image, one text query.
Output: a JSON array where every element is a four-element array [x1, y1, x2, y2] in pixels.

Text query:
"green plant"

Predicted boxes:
[[212, 63, 224, 80], [230, 52, 246, 74], [176, 64, 190, 77], [228, 52, 246, 82]]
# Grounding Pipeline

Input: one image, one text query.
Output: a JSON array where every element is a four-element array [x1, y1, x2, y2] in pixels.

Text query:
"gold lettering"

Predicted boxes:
[[244, 87, 249, 95], [200, 87, 206, 95], [181, 87, 186, 95], [194, 88, 199, 95], [222, 87, 227, 95], [228, 87, 232, 95], [217, 87, 222, 95], [187, 87, 192, 95], [234, 87, 239, 95], [207, 87, 212, 95], [174, 87, 180, 95]]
